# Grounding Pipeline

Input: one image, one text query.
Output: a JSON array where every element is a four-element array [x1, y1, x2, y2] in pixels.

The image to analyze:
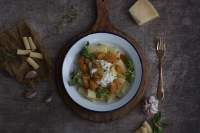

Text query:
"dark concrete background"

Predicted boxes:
[[0, 0, 200, 133]]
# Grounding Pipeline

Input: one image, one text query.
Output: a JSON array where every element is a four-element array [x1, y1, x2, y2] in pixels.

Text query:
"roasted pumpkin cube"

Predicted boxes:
[[90, 80, 98, 90], [104, 52, 117, 63], [82, 75, 90, 89]]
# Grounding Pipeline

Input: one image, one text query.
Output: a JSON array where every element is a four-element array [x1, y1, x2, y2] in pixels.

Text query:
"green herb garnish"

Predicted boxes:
[[68, 70, 82, 86], [123, 55, 135, 82], [96, 87, 110, 99], [151, 112, 168, 133], [81, 42, 94, 60]]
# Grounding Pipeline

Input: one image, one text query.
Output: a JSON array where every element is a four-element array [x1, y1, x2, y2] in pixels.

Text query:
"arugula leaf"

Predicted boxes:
[[81, 42, 94, 60], [96, 87, 110, 99], [124, 55, 134, 70], [151, 112, 168, 133], [124, 70, 134, 82], [153, 112, 161, 123], [68, 70, 82, 86], [123, 55, 135, 82], [153, 126, 163, 133]]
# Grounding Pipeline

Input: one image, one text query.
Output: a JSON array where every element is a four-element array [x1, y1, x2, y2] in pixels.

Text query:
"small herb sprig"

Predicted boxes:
[[81, 42, 94, 60], [123, 55, 135, 82], [151, 112, 168, 133], [96, 87, 110, 99], [68, 70, 82, 86]]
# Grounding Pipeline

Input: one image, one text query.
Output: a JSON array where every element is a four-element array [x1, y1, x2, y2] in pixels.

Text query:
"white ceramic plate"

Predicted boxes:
[[62, 32, 143, 112]]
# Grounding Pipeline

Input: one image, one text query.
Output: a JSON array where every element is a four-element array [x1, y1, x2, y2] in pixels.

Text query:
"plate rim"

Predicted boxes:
[[61, 32, 144, 112]]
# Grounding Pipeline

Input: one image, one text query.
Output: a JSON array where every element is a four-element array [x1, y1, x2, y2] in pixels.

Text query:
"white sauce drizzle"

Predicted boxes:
[[95, 60, 117, 87]]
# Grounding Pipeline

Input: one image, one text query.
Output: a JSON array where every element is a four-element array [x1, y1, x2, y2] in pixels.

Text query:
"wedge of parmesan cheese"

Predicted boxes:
[[23, 37, 31, 50], [17, 49, 30, 55], [26, 57, 40, 70], [143, 121, 152, 133], [28, 37, 37, 51], [30, 52, 43, 59], [129, 0, 159, 25], [134, 121, 152, 133]]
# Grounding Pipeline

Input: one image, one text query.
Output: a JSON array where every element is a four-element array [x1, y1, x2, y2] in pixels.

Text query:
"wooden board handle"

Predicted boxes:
[[92, 0, 114, 32]]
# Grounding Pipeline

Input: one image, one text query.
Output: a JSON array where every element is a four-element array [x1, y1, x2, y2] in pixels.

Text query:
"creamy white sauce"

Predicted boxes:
[[96, 60, 117, 87]]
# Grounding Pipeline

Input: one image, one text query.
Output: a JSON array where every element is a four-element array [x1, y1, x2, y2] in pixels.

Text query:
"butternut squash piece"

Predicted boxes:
[[104, 52, 117, 63], [116, 77, 126, 89], [78, 57, 88, 73], [90, 80, 98, 90], [120, 54, 126, 61], [111, 80, 118, 94], [78, 56, 85, 66], [115, 65, 125, 74], [82, 75, 90, 89], [95, 52, 105, 59], [92, 62, 101, 69], [115, 59, 127, 72], [81, 64, 88, 73]]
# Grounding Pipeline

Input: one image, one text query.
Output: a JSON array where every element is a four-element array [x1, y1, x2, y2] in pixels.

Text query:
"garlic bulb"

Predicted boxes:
[[144, 96, 159, 116]]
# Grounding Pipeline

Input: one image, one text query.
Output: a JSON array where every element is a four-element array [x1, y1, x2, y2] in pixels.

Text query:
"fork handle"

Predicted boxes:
[[157, 61, 164, 100]]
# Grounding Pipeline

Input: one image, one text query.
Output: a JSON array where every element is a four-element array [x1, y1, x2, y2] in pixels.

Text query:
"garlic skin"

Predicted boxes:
[[144, 96, 159, 116]]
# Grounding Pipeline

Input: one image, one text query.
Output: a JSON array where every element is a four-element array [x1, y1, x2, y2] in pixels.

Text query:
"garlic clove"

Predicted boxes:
[[148, 96, 157, 104], [44, 95, 53, 103], [24, 89, 37, 99], [150, 106, 159, 114], [25, 70, 38, 79]]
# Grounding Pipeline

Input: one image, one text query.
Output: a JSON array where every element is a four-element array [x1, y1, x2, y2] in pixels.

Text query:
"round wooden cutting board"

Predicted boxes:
[[55, 0, 149, 122]]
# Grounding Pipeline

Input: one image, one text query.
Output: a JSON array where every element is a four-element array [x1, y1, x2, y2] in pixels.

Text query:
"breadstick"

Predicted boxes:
[[23, 37, 31, 50], [28, 37, 37, 51], [26, 57, 40, 70], [29, 52, 43, 59], [17, 49, 30, 55]]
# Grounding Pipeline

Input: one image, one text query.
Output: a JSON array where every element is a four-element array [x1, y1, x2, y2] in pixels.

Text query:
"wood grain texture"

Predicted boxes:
[[55, 0, 149, 122]]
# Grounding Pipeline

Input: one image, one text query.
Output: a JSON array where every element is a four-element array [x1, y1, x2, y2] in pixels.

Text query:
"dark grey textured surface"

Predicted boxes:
[[0, 0, 200, 133]]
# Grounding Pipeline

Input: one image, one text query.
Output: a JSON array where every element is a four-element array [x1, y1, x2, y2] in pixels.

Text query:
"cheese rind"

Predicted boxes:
[[30, 52, 43, 59], [129, 0, 159, 25], [28, 37, 37, 51], [26, 57, 40, 70], [23, 37, 31, 50], [17, 49, 30, 55]]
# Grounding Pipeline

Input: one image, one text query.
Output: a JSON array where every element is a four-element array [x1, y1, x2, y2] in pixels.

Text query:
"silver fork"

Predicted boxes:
[[156, 36, 166, 101]]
